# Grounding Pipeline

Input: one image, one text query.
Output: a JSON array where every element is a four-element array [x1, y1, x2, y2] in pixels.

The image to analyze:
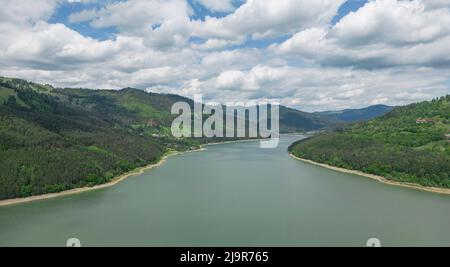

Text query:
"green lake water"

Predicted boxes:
[[1, 135, 450, 247]]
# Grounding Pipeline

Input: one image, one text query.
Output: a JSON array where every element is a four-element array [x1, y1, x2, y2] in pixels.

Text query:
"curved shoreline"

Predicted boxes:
[[0, 150, 186, 208], [290, 154, 450, 195], [0, 139, 262, 208]]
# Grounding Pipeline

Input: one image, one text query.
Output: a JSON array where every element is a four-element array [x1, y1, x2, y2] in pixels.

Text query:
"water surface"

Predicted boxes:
[[1, 135, 450, 246]]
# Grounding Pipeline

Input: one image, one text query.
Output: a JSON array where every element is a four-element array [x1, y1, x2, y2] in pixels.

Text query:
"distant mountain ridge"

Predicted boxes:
[[279, 104, 395, 133], [315, 104, 395, 123]]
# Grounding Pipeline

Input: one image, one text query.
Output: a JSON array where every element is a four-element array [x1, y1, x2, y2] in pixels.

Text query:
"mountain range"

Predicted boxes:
[[0, 77, 394, 200], [315, 105, 395, 123]]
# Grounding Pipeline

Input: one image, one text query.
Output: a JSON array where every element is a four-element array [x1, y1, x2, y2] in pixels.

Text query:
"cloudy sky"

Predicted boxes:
[[1, 0, 450, 111]]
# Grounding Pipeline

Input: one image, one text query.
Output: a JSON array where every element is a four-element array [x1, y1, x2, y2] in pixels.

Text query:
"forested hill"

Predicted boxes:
[[0, 77, 206, 200], [281, 104, 395, 133], [290, 96, 450, 189]]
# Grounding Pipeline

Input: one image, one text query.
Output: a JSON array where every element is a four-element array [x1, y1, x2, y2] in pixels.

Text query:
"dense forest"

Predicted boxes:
[[290, 96, 450, 188], [0, 76, 398, 200], [0, 76, 337, 200], [0, 77, 216, 200]]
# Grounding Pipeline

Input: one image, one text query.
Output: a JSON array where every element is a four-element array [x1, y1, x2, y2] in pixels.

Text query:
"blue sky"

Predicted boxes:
[[49, 0, 246, 39], [1, 0, 449, 111], [50, 0, 368, 44], [332, 0, 368, 23], [49, 1, 117, 40]]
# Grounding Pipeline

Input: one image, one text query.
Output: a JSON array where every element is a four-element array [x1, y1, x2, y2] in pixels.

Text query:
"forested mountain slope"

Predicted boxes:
[[290, 96, 450, 188], [0, 76, 394, 200], [0, 77, 199, 200], [0, 77, 336, 200], [279, 106, 331, 132]]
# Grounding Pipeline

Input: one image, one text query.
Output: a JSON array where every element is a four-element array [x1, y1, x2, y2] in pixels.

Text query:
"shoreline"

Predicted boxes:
[[0, 139, 261, 208], [203, 138, 261, 146], [0, 151, 183, 208], [290, 154, 450, 195]]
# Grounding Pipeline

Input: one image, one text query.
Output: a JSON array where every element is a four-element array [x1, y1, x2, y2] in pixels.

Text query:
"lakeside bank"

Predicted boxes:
[[290, 154, 450, 195], [0, 139, 265, 207], [0, 150, 185, 207]]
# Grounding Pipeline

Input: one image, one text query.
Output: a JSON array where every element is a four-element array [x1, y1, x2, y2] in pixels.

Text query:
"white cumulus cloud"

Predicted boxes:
[[0, 0, 449, 111]]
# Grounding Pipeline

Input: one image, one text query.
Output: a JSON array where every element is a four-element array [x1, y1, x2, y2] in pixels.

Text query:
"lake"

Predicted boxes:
[[1, 135, 450, 247]]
